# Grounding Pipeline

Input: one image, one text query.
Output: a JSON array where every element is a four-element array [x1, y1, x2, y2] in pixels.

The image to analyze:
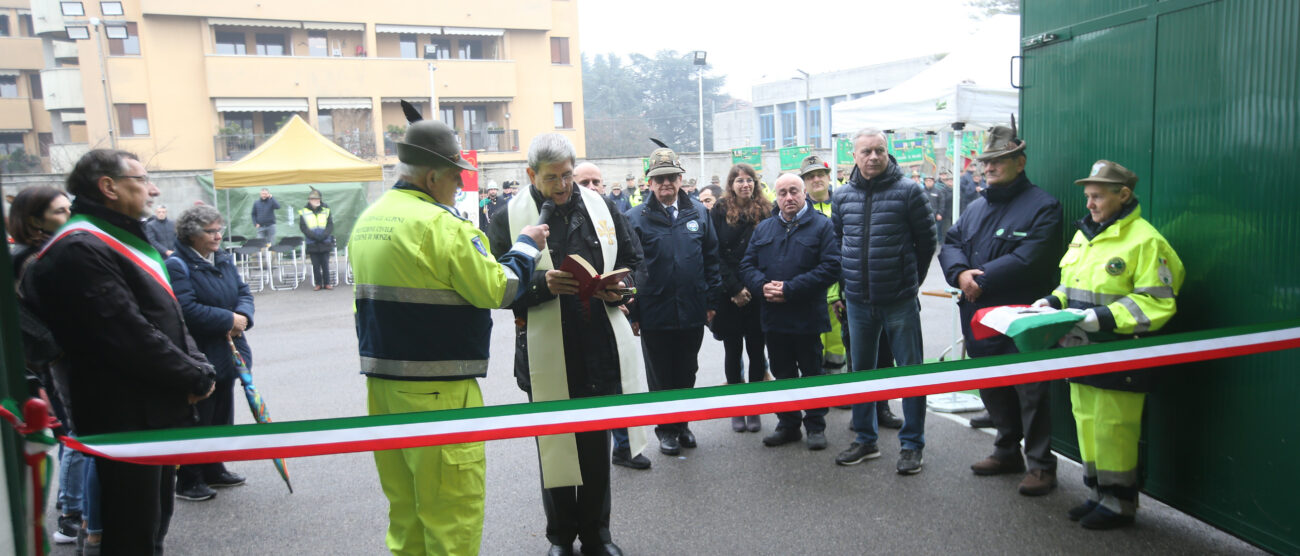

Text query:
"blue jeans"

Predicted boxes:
[[255, 224, 276, 245], [58, 443, 87, 515], [611, 428, 629, 451], [84, 461, 101, 534], [846, 297, 927, 451]]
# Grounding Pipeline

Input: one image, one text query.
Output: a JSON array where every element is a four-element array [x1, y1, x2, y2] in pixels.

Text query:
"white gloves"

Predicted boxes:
[[1030, 298, 1051, 308], [1078, 308, 1100, 332]]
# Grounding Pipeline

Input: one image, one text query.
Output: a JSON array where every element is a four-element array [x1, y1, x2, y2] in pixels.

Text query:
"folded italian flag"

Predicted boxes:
[[971, 305, 1085, 353]]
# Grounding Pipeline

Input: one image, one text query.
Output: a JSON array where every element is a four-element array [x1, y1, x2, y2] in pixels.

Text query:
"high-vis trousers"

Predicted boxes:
[[822, 302, 846, 367], [1070, 382, 1146, 516], [368, 377, 486, 556]]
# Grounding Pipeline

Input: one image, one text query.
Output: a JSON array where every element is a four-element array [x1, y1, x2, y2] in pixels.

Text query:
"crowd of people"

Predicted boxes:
[[6, 117, 1184, 554]]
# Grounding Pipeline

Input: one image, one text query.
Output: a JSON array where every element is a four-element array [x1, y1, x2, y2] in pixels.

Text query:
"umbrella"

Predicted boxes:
[[230, 338, 294, 493]]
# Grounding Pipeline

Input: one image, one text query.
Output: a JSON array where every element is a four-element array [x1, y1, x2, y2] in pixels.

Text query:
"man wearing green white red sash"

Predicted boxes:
[[22, 149, 217, 555]]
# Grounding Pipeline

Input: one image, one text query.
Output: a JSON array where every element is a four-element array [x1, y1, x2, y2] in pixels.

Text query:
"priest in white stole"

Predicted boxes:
[[487, 135, 645, 556]]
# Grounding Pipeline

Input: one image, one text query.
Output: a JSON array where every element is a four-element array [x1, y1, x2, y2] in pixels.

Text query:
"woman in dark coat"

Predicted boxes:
[[165, 204, 254, 500], [710, 163, 772, 432], [298, 188, 336, 290]]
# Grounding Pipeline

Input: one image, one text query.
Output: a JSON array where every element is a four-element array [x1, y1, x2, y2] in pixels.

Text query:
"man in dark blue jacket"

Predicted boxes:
[[831, 128, 937, 475], [626, 147, 722, 456], [741, 173, 840, 450], [939, 125, 1064, 496], [250, 188, 281, 244]]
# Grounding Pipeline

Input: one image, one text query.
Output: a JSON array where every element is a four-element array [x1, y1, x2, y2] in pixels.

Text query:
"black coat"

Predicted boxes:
[[740, 207, 840, 335], [21, 198, 216, 436], [487, 188, 642, 397], [939, 173, 1063, 357], [831, 157, 937, 304], [250, 197, 281, 227], [625, 190, 722, 331], [709, 198, 764, 339], [166, 242, 256, 382]]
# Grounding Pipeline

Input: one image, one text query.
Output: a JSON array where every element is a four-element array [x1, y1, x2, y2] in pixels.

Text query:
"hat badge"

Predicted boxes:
[[1091, 162, 1105, 177]]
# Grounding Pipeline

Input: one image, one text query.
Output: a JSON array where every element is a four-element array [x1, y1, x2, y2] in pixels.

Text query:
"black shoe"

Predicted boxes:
[[1079, 506, 1135, 530], [175, 482, 217, 501], [969, 411, 994, 428], [835, 442, 881, 465], [53, 512, 80, 544], [611, 448, 652, 470], [762, 427, 802, 447], [731, 416, 747, 432], [548, 543, 575, 556], [205, 470, 246, 488], [806, 431, 828, 451], [877, 403, 904, 429], [896, 448, 924, 475], [678, 428, 697, 448], [1068, 500, 1100, 522], [580, 542, 624, 556], [659, 434, 681, 456]]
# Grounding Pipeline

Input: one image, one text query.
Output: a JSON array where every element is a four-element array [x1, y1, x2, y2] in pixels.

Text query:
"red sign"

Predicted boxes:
[[460, 150, 479, 192]]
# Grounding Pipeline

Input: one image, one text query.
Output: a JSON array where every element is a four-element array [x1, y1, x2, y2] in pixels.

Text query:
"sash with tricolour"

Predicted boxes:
[[508, 185, 648, 488], [38, 213, 174, 298]]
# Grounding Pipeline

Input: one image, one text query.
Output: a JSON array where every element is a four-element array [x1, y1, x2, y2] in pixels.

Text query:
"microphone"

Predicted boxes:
[[536, 199, 556, 226]]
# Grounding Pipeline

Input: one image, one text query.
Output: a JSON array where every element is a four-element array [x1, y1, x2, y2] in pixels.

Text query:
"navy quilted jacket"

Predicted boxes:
[[831, 157, 937, 304]]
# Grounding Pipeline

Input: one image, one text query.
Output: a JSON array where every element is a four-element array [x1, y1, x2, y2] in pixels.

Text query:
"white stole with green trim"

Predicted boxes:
[[507, 185, 647, 488]]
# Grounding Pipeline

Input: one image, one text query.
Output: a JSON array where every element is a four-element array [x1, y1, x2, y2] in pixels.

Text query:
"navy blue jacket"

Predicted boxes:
[[740, 206, 840, 334], [251, 197, 281, 227], [625, 189, 722, 331], [939, 173, 1063, 357], [144, 216, 177, 255], [832, 157, 936, 304], [166, 242, 255, 382]]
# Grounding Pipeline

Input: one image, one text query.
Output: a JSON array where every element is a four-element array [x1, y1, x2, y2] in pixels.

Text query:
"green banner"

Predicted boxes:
[[641, 157, 651, 175], [778, 145, 812, 171], [962, 131, 986, 160], [888, 138, 925, 165], [836, 138, 853, 168], [730, 147, 762, 171]]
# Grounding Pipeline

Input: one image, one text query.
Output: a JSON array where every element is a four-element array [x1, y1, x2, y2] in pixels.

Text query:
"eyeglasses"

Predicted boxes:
[[115, 174, 153, 184], [202, 227, 225, 236]]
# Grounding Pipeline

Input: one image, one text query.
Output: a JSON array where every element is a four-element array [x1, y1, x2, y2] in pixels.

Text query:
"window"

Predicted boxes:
[[807, 103, 822, 148], [779, 102, 797, 147], [222, 114, 253, 134], [308, 30, 328, 57], [38, 133, 52, 157], [107, 22, 140, 55], [0, 15, 9, 37], [28, 72, 42, 98], [550, 37, 569, 64], [425, 39, 449, 60], [553, 102, 572, 129], [398, 34, 417, 59], [0, 76, 18, 98], [115, 104, 149, 137], [255, 33, 285, 56], [317, 110, 333, 135], [0, 133, 24, 155], [439, 107, 454, 126], [464, 106, 486, 131], [457, 39, 481, 60], [19, 14, 34, 37], [757, 106, 775, 150], [215, 31, 246, 55]]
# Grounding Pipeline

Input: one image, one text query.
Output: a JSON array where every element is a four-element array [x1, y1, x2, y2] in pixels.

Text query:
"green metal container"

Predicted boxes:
[[1021, 1, 1299, 552]]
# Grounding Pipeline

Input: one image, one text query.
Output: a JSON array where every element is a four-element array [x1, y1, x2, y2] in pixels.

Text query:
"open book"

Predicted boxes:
[[558, 254, 631, 302]]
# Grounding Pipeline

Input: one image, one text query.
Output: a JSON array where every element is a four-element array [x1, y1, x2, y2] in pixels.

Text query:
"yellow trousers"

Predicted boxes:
[[368, 377, 486, 556], [1070, 382, 1145, 515], [822, 302, 846, 359]]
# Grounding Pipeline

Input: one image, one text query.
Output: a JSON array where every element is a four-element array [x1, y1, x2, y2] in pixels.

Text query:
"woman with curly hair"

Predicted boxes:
[[709, 163, 772, 432]]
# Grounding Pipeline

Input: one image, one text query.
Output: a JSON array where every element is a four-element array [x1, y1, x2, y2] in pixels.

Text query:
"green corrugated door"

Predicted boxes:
[[1022, 1, 1300, 553]]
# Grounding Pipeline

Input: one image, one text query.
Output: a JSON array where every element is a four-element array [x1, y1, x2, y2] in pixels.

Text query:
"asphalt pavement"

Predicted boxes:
[[46, 258, 1262, 555]]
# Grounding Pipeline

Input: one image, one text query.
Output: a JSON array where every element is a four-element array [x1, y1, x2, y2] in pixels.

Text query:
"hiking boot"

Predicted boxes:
[[805, 431, 828, 451], [834, 442, 881, 466], [971, 456, 1026, 476], [1018, 469, 1057, 496], [896, 449, 924, 475], [877, 402, 904, 429], [611, 448, 651, 470], [762, 427, 802, 447]]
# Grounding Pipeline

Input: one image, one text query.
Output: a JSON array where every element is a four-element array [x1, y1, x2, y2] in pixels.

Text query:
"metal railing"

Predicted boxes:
[[326, 130, 377, 159], [214, 133, 274, 162], [463, 129, 519, 153]]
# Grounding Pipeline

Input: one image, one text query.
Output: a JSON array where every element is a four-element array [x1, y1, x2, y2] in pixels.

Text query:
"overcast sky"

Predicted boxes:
[[578, 0, 999, 100]]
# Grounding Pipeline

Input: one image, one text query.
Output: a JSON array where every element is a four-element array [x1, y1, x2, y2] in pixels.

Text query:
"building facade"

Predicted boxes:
[[712, 55, 941, 153], [3, 0, 584, 173]]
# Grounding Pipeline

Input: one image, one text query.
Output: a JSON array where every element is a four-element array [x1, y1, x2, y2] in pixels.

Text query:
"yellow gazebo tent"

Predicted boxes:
[[213, 114, 382, 188]]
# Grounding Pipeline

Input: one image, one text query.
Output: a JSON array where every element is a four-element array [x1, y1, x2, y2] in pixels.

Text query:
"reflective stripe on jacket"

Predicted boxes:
[[1050, 204, 1185, 336], [350, 187, 537, 381]]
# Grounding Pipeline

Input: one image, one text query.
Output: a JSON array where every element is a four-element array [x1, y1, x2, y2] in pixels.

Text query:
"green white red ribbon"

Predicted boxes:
[[64, 319, 1300, 465], [40, 214, 174, 298]]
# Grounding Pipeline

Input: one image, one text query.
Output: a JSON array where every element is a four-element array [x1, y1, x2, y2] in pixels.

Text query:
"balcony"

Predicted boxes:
[[30, 0, 69, 37], [0, 98, 35, 130], [203, 56, 517, 102], [383, 128, 518, 157], [40, 68, 84, 111], [53, 40, 79, 64], [325, 130, 377, 160], [216, 130, 377, 162], [1, 38, 45, 70]]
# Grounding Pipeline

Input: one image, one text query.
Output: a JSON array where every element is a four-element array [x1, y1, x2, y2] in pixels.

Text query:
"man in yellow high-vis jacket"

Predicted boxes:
[[1035, 160, 1185, 531], [350, 114, 547, 555]]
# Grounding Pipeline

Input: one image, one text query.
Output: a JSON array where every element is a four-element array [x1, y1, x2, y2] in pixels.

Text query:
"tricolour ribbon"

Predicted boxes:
[[64, 319, 1300, 465]]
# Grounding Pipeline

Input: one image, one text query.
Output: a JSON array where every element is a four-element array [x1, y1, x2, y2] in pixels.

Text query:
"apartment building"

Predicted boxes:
[[0, 0, 59, 172], [6, 0, 584, 173]]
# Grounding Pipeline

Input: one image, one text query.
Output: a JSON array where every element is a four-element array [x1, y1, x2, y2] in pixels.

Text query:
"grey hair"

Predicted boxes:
[[176, 204, 223, 246], [852, 127, 887, 144], [527, 134, 576, 172], [396, 162, 457, 183]]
